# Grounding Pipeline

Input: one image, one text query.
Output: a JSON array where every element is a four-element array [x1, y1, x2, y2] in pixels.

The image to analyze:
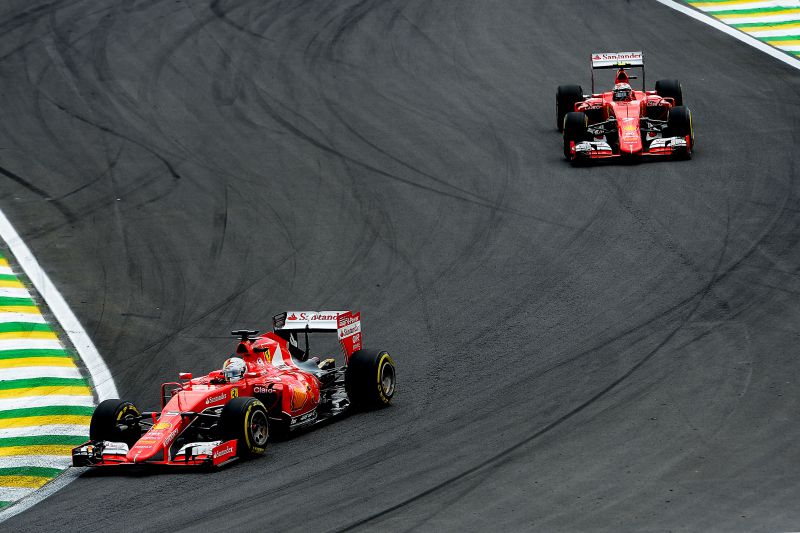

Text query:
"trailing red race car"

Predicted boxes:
[[72, 311, 396, 468], [556, 51, 694, 163]]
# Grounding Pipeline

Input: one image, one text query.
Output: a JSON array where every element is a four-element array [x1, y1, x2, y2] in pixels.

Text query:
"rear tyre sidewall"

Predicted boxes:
[[655, 79, 683, 107], [346, 349, 396, 409]]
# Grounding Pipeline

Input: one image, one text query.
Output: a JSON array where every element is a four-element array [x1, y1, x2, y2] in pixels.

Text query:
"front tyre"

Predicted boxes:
[[655, 79, 683, 106], [89, 399, 141, 448], [220, 397, 269, 457], [556, 85, 584, 132], [562, 111, 588, 161], [346, 350, 396, 409], [667, 106, 694, 158]]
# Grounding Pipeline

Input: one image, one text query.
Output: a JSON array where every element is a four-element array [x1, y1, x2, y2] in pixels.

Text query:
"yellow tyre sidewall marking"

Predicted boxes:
[[376, 353, 395, 404]]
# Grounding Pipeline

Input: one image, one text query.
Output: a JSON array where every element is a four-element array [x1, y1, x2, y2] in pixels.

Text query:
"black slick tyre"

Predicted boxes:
[[89, 399, 141, 447], [220, 397, 269, 457], [562, 111, 588, 160], [556, 85, 584, 132], [655, 79, 683, 106], [345, 349, 396, 409], [667, 106, 694, 158]]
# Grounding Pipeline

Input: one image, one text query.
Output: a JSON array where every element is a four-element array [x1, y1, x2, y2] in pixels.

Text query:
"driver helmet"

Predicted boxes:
[[222, 357, 247, 383], [612, 83, 632, 101]]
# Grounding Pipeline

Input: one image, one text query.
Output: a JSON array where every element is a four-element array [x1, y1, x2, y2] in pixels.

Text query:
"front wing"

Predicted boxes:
[[569, 135, 691, 160], [72, 438, 239, 468]]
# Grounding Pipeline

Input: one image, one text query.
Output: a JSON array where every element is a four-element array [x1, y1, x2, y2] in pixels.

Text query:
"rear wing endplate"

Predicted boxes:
[[273, 311, 362, 360], [590, 51, 645, 93]]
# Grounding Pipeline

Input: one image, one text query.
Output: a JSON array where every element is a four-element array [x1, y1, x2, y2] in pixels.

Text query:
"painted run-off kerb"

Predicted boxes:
[[682, 1, 800, 59], [0, 252, 95, 511]]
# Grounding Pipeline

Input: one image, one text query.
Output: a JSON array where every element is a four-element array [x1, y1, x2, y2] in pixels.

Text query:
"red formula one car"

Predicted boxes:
[[556, 51, 694, 163], [72, 311, 396, 468]]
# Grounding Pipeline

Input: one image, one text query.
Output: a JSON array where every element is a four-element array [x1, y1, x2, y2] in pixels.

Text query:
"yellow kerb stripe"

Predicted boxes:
[[0, 307, 41, 315], [692, 0, 781, 7], [0, 259, 7, 268], [0, 331, 57, 340], [769, 39, 800, 45], [0, 357, 75, 369], [0, 415, 90, 429], [721, 8, 800, 18], [0, 386, 92, 399], [0, 475, 53, 489], [0, 280, 24, 289], [0, 445, 74, 457]]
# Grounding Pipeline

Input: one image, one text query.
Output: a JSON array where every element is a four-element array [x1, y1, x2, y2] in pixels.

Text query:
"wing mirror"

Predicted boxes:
[[179, 372, 192, 380], [245, 372, 258, 378]]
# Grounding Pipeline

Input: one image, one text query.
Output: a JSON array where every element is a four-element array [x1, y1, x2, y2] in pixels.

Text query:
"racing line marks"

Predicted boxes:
[[659, 0, 800, 69]]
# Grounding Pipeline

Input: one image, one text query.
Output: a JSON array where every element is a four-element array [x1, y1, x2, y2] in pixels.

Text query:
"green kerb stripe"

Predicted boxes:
[[707, 8, 800, 16], [0, 406, 94, 419], [0, 274, 19, 282], [0, 466, 61, 478], [733, 20, 800, 28], [0, 435, 85, 447], [0, 502, 10, 510], [760, 35, 800, 41], [0, 349, 70, 360], [0, 323, 52, 334], [0, 297, 35, 307], [0, 377, 88, 391]]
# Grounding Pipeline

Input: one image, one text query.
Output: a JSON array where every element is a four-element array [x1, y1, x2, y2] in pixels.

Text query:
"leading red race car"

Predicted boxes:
[[72, 311, 396, 468], [556, 51, 694, 163]]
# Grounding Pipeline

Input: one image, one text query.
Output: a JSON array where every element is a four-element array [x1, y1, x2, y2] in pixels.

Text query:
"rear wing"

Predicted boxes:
[[590, 51, 645, 93], [272, 311, 362, 360]]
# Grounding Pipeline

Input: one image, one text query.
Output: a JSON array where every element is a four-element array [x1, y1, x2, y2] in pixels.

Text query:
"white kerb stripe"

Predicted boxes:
[[0, 366, 82, 381], [0, 456, 72, 469], [0, 395, 94, 411], [0, 469, 82, 521], [748, 28, 800, 36], [0, 487, 36, 501], [0, 339, 62, 352], [0, 288, 29, 299], [0, 267, 13, 276], [0, 425, 88, 439], [0, 313, 46, 324], [699, 1, 800, 12], [776, 43, 800, 49], [656, 0, 800, 70]]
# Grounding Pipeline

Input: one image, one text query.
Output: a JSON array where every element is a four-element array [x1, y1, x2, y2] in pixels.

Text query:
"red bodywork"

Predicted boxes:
[[565, 67, 693, 161], [73, 311, 362, 468]]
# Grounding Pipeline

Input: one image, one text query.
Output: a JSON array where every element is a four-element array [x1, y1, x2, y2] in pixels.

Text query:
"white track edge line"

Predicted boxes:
[[656, 0, 800, 70], [0, 208, 118, 522]]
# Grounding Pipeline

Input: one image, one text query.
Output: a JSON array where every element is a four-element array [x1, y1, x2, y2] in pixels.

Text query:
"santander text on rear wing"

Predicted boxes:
[[273, 311, 362, 360], [590, 51, 645, 92]]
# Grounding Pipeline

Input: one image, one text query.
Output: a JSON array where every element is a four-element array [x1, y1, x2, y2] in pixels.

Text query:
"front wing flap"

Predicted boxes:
[[72, 439, 239, 468]]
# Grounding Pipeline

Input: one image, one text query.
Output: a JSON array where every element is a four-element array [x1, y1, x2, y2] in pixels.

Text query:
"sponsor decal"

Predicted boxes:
[[287, 313, 298, 321], [231, 387, 239, 398], [205, 392, 227, 405], [213, 446, 234, 459], [592, 51, 642, 62], [164, 427, 180, 447], [288, 312, 338, 322], [290, 386, 308, 411], [253, 385, 272, 394], [290, 411, 317, 426], [152, 422, 171, 430]]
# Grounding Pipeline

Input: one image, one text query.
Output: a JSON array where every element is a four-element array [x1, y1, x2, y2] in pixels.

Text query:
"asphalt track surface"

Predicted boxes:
[[1, 0, 799, 531]]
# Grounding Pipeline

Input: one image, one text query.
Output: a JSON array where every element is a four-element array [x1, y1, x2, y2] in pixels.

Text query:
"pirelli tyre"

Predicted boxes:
[[556, 85, 584, 132], [89, 399, 142, 448], [655, 79, 683, 107], [667, 106, 694, 158], [345, 349, 396, 409], [562, 111, 588, 160], [220, 397, 269, 457]]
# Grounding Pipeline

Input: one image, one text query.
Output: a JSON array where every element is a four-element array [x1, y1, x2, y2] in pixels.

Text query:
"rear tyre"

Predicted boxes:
[[89, 399, 141, 447], [346, 350, 396, 409], [562, 111, 588, 160], [667, 106, 694, 158], [220, 397, 269, 457], [655, 79, 683, 106], [556, 85, 584, 132]]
